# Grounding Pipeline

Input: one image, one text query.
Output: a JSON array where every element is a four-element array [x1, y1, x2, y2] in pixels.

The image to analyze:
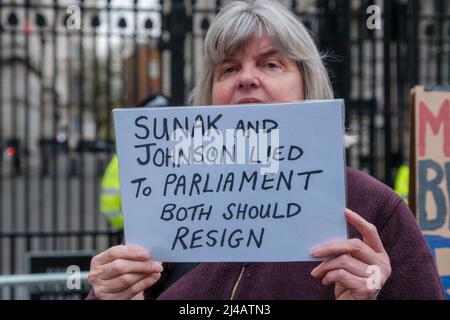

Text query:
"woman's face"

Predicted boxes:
[[212, 34, 304, 105]]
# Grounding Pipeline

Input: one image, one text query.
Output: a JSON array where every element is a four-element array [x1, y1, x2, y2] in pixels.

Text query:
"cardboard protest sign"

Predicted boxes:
[[410, 86, 450, 297], [113, 100, 347, 262]]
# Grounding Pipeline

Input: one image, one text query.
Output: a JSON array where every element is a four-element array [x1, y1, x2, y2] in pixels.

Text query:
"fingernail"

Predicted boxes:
[[310, 268, 317, 277], [310, 247, 321, 257], [155, 263, 164, 273], [345, 209, 355, 216]]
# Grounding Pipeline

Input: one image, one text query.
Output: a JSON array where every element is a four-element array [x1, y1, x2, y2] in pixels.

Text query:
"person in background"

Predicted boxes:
[[88, 0, 444, 300], [99, 94, 171, 231], [394, 164, 409, 204]]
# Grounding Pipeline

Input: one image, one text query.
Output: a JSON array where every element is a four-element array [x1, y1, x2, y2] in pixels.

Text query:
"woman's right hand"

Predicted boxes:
[[88, 245, 163, 300]]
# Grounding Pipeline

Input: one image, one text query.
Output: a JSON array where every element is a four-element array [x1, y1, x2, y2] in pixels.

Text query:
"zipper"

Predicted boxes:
[[229, 264, 246, 300]]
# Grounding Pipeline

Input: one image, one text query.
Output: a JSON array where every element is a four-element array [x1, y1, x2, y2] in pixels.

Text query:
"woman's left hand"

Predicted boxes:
[[310, 208, 391, 300]]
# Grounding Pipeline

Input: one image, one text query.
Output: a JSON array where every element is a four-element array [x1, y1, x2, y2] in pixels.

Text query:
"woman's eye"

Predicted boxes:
[[265, 62, 279, 69], [223, 66, 236, 74]]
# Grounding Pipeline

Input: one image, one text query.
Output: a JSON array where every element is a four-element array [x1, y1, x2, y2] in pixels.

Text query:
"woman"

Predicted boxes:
[[87, 0, 443, 300]]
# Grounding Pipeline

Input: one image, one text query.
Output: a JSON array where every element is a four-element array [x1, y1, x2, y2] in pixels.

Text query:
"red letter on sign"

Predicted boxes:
[[419, 100, 450, 157]]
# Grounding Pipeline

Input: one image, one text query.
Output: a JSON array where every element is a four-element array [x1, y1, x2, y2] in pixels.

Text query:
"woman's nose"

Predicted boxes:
[[237, 66, 260, 89]]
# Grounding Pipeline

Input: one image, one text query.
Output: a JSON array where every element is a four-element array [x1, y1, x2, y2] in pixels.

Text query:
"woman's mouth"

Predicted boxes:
[[236, 97, 264, 104]]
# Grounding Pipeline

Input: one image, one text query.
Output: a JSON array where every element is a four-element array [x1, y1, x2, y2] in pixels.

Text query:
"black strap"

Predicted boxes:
[[153, 263, 199, 298]]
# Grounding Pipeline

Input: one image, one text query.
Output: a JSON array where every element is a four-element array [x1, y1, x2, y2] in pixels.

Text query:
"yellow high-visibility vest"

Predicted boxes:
[[100, 154, 123, 229], [394, 164, 409, 204]]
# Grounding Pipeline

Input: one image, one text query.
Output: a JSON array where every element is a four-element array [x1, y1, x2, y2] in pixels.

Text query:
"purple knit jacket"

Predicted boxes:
[[88, 167, 445, 300]]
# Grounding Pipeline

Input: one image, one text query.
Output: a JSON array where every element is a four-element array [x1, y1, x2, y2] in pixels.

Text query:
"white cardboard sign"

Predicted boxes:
[[113, 100, 347, 262]]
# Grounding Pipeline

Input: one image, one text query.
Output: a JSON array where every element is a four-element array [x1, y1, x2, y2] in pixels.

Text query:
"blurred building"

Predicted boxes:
[[124, 46, 161, 107], [0, 0, 101, 173]]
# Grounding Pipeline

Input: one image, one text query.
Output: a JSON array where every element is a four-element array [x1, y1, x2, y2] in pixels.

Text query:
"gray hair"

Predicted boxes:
[[189, 0, 334, 106]]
